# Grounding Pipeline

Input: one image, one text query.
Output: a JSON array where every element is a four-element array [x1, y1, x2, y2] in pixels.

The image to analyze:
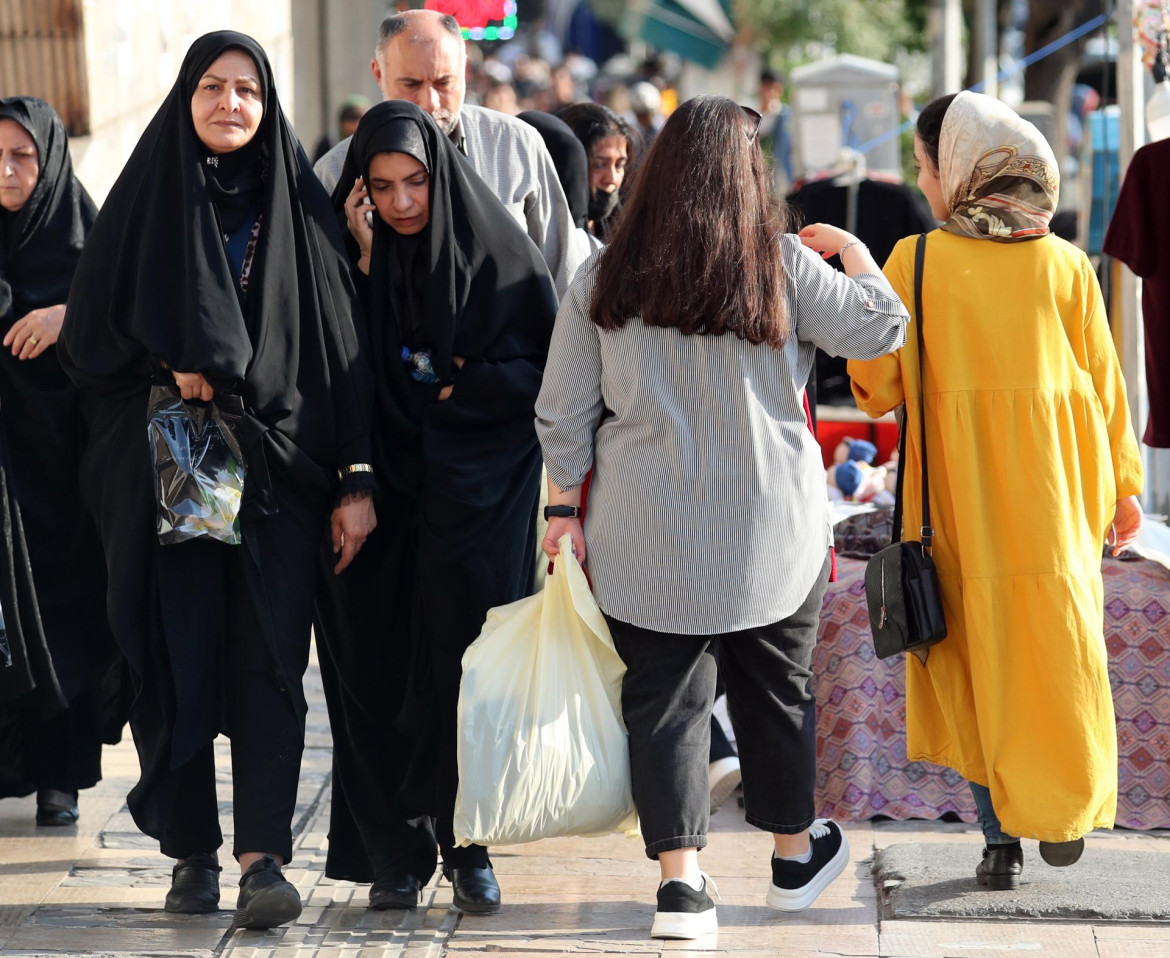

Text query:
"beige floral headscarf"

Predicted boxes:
[[938, 91, 1059, 242]]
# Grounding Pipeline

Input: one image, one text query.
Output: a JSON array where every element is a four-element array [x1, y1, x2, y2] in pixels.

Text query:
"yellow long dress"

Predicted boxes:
[[849, 229, 1143, 842]]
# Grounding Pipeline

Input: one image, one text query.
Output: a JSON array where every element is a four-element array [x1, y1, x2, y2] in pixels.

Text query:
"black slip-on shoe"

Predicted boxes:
[[650, 875, 718, 939], [1039, 837, 1084, 867], [766, 819, 850, 912], [369, 872, 424, 910], [976, 841, 1024, 890], [35, 789, 79, 827], [232, 855, 302, 930], [164, 852, 222, 914], [444, 866, 501, 915]]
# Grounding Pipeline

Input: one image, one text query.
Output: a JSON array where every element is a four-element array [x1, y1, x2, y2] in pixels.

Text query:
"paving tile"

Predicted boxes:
[[877, 919, 1099, 958]]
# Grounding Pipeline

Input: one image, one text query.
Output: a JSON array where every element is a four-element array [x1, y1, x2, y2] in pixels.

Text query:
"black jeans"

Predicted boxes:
[[607, 554, 830, 859]]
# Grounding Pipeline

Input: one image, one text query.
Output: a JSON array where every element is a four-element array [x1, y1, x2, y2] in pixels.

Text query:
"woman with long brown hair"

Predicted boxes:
[[535, 95, 909, 939]]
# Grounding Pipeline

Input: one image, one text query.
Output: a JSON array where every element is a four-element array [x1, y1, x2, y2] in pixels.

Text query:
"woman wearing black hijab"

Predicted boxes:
[[60, 33, 376, 930], [314, 101, 557, 916], [0, 97, 119, 828]]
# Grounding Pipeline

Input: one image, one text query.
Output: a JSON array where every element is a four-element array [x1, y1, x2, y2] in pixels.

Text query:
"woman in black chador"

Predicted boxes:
[[315, 101, 557, 915], [0, 96, 119, 828], [59, 32, 376, 930]]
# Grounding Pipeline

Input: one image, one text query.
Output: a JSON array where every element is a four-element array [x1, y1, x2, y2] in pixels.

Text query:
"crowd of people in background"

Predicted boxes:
[[0, 6, 1145, 947]]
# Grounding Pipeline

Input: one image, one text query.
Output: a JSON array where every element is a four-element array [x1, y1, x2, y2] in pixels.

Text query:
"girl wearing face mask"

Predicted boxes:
[[0, 97, 119, 831], [315, 100, 557, 918], [60, 32, 376, 928], [556, 102, 639, 244]]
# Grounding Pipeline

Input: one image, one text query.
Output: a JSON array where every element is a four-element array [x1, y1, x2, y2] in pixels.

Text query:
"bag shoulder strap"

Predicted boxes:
[[891, 233, 931, 549]]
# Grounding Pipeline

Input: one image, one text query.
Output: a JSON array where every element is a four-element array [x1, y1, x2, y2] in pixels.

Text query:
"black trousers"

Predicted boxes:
[[607, 554, 830, 859], [131, 508, 317, 865]]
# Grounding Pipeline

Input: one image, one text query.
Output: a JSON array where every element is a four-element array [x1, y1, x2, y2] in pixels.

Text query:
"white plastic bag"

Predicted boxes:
[[453, 535, 636, 846]]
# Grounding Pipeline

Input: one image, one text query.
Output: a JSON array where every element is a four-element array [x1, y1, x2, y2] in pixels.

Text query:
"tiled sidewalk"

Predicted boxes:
[[0, 649, 1167, 957]]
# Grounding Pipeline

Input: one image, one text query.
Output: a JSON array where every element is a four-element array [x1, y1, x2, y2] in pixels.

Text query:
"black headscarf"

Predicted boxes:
[[518, 110, 589, 229], [334, 101, 557, 495], [0, 97, 97, 329], [61, 30, 370, 469]]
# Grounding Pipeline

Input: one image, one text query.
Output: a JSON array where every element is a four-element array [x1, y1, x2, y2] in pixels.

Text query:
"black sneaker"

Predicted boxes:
[[164, 852, 222, 914], [35, 788, 79, 827], [650, 874, 718, 939], [766, 819, 850, 912], [1038, 837, 1084, 867], [232, 856, 302, 930], [976, 841, 1024, 890]]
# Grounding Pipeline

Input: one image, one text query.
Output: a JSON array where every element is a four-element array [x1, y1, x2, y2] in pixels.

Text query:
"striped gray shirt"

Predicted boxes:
[[313, 103, 586, 298], [535, 235, 909, 635]]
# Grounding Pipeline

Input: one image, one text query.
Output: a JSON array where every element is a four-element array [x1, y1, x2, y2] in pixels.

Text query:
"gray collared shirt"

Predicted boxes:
[[535, 235, 910, 635], [313, 103, 585, 299]]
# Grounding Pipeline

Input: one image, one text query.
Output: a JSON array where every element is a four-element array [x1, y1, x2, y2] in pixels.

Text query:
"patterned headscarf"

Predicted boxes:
[[938, 91, 1059, 242]]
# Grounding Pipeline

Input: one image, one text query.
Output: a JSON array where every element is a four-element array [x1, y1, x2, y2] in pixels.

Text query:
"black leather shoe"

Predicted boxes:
[[369, 872, 423, 910], [164, 852, 222, 914], [975, 842, 1023, 891], [35, 789, 79, 827], [1039, 837, 1084, 867], [233, 855, 302, 929], [444, 866, 501, 914]]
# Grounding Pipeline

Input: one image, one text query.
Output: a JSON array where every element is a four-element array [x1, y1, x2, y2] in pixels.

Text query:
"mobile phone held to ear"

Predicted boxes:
[[363, 194, 374, 229]]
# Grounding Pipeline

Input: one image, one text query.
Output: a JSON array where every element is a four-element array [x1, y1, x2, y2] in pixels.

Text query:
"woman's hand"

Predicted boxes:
[[798, 223, 860, 260], [5, 304, 65, 359], [437, 356, 465, 401], [172, 371, 215, 401], [332, 495, 377, 574], [344, 176, 375, 274], [1109, 495, 1143, 557], [542, 516, 586, 564]]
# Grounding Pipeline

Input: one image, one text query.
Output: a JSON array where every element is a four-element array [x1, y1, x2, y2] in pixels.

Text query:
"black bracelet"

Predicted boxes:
[[543, 505, 582, 520]]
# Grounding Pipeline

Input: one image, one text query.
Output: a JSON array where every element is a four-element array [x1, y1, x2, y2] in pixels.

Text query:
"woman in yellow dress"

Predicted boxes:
[[849, 91, 1144, 890]]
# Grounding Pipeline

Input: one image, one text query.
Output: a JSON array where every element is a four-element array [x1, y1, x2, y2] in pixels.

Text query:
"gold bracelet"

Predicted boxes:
[[337, 463, 374, 481]]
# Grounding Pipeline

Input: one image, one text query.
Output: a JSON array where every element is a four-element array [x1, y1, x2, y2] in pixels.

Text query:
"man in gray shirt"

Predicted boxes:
[[314, 9, 586, 297]]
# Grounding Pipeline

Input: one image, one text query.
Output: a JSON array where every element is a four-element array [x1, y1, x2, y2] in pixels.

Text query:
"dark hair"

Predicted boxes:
[[590, 95, 789, 348], [377, 12, 461, 55], [556, 102, 640, 162], [760, 69, 784, 86], [339, 103, 366, 124], [916, 93, 957, 168]]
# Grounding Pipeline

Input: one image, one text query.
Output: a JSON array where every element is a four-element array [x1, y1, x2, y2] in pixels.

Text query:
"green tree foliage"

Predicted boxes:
[[736, 0, 929, 65]]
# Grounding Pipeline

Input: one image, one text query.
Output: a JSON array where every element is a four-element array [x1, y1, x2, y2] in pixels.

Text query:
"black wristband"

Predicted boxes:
[[543, 505, 582, 520]]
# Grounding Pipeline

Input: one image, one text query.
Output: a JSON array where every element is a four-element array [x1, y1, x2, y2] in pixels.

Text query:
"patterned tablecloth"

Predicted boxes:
[[813, 556, 1170, 830]]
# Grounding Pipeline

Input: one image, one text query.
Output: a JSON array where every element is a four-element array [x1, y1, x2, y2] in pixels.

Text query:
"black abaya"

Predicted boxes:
[[518, 111, 590, 229], [314, 102, 557, 882], [0, 97, 116, 798], [59, 32, 373, 858]]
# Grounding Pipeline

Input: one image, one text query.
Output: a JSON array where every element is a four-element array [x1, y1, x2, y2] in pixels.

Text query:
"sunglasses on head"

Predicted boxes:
[[742, 105, 763, 143]]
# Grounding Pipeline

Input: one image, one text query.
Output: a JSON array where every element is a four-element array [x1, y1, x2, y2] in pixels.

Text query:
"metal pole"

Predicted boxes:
[[930, 0, 964, 95], [972, 0, 998, 98]]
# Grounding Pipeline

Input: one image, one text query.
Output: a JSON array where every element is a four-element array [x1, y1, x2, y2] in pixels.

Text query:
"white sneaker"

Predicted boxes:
[[708, 756, 742, 813], [766, 819, 850, 912], [650, 874, 719, 939]]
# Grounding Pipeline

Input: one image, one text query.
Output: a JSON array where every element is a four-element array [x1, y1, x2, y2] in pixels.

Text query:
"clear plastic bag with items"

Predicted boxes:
[[453, 534, 637, 847], [148, 385, 247, 546]]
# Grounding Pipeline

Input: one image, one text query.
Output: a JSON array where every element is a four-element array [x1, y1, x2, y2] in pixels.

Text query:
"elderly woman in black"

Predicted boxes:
[[314, 101, 557, 916], [0, 97, 117, 827], [60, 32, 375, 930]]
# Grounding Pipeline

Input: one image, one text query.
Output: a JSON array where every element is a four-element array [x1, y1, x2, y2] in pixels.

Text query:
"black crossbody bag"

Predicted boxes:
[[863, 233, 947, 664]]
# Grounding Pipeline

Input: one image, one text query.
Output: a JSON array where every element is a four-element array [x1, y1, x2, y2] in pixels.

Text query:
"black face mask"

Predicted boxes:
[[588, 188, 620, 226]]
